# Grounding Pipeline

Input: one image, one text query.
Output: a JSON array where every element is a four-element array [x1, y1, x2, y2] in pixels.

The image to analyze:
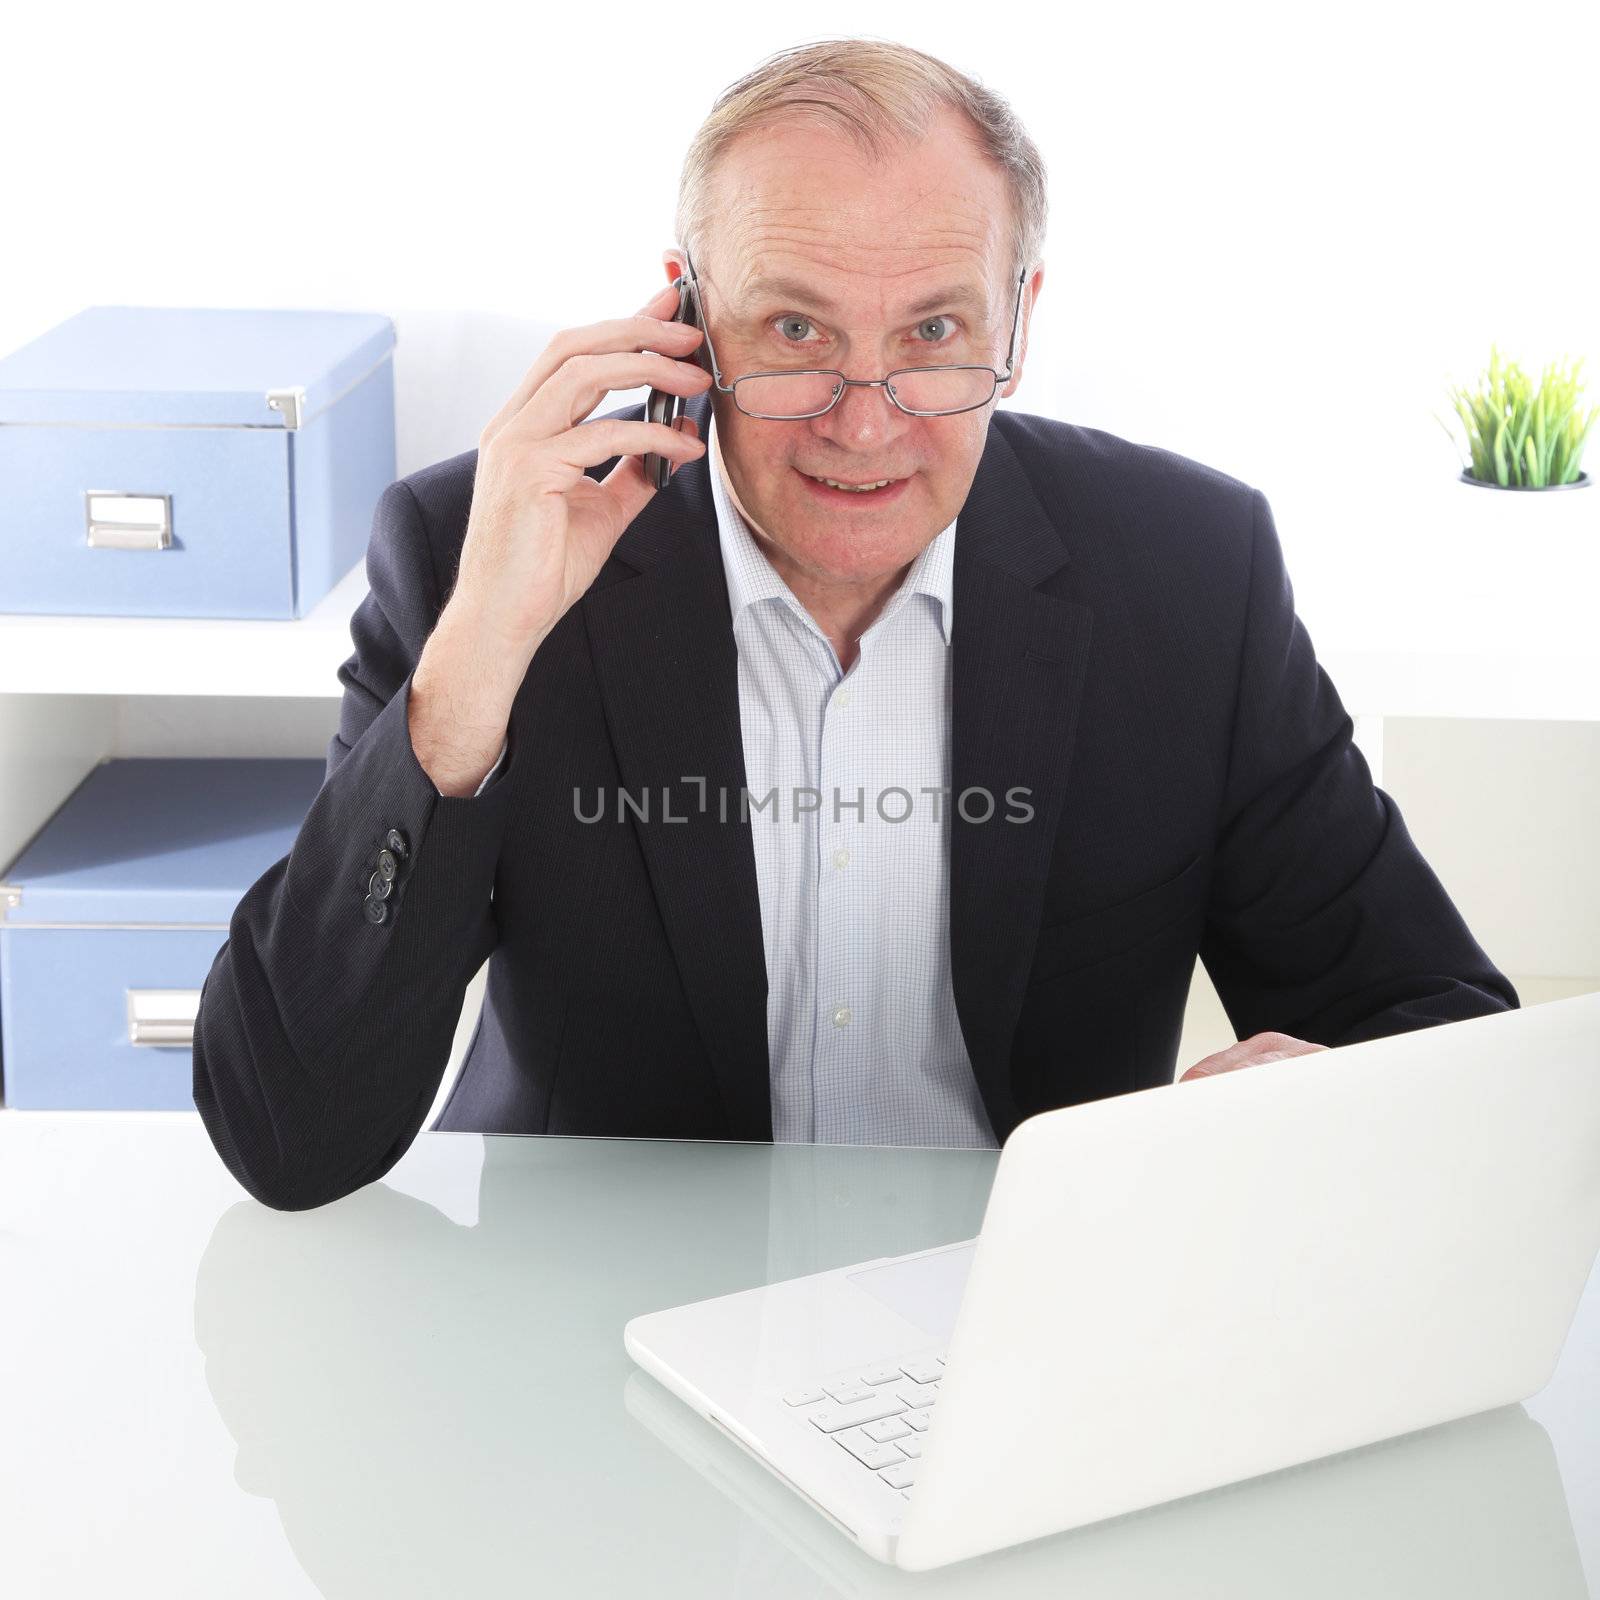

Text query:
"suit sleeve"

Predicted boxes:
[[193, 479, 518, 1210], [1197, 486, 1518, 1046]]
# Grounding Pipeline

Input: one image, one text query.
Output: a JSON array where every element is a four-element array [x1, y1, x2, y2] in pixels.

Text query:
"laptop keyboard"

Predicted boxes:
[[781, 1352, 946, 1497]]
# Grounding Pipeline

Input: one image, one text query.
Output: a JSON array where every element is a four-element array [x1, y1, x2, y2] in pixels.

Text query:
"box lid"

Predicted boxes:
[[0, 758, 328, 927], [0, 306, 396, 428]]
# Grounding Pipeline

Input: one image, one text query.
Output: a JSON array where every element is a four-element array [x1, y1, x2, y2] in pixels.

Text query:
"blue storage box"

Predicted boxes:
[[0, 757, 326, 1109], [0, 306, 396, 619]]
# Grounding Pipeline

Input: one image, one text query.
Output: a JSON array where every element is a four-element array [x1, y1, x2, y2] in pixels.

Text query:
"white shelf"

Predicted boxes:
[[0, 559, 368, 699], [1314, 643, 1600, 723], [1269, 470, 1600, 723], [3, 465, 1595, 718]]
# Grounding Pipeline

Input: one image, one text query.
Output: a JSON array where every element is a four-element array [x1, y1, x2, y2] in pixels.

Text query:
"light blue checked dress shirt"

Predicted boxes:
[[706, 415, 997, 1148], [442, 422, 999, 1147]]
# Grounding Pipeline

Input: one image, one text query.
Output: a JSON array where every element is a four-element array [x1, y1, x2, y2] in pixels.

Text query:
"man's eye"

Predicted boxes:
[[771, 313, 959, 346]]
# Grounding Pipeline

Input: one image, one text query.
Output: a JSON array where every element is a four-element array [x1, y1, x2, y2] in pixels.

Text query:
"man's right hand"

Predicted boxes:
[[407, 282, 711, 796], [451, 280, 712, 664]]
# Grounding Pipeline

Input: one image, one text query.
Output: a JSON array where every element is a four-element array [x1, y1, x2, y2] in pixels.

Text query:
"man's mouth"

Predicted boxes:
[[798, 469, 908, 497]]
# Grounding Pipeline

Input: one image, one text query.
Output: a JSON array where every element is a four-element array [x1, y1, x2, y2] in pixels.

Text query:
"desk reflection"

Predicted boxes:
[[193, 1136, 1586, 1598], [627, 1370, 1581, 1596]]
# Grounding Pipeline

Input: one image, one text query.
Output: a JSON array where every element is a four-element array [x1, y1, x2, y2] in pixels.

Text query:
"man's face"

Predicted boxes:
[[676, 110, 1041, 590]]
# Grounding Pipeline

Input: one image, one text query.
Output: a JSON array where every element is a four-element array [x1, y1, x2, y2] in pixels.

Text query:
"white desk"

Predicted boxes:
[[1, 1117, 1596, 1596]]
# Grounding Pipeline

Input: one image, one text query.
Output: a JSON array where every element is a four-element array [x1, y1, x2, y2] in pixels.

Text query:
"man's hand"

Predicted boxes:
[[1177, 1030, 1330, 1082], [453, 282, 711, 665]]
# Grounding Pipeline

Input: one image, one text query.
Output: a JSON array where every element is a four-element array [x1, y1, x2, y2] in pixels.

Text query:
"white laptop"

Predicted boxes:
[[623, 991, 1600, 1571]]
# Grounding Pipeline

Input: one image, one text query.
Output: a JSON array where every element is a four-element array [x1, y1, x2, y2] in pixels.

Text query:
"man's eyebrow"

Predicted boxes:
[[727, 276, 992, 321]]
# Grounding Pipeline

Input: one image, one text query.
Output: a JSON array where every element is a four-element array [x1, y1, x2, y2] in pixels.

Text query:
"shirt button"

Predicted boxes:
[[832, 847, 850, 869], [833, 687, 852, 708], [832, 1005, 852, 1028]]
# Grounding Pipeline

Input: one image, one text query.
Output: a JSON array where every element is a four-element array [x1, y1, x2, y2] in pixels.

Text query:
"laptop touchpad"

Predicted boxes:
[[845, 1242, 976, 1340]]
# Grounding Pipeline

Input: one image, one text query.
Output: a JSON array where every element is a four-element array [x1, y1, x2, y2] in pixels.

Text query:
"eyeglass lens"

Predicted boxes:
[[733, 366, 998, 419]]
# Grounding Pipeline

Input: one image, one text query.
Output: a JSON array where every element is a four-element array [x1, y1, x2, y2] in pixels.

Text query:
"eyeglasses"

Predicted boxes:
[[680, 243, 1029, 421]]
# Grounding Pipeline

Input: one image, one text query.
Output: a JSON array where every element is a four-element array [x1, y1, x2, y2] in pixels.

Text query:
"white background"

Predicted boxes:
[[5, 0, 1597, 495]]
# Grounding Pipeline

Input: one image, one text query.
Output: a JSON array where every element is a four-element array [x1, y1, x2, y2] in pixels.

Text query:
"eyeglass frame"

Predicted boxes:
[[678, 243, 1030, 420]]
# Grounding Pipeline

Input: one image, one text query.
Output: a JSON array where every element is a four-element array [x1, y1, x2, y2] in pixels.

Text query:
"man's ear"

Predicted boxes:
[[999, 262, 1045, 401]]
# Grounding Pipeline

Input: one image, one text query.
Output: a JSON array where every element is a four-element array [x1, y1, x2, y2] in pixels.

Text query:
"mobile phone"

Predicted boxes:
[[643, 273, 711, 489]]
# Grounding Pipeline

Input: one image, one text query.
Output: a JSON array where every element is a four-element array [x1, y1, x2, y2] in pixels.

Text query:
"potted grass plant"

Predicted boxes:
[[1437, 344, 1596, 492]]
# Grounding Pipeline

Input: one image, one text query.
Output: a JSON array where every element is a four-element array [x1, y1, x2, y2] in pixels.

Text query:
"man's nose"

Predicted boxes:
[[810, 379, 910, 450]]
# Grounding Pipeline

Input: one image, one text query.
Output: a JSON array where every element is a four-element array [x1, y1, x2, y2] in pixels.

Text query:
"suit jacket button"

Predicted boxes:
[[385, 828, 410, 860], [375, 848, 399, 882], [363, 895, 388, 925], [368, 870, 392, 901]]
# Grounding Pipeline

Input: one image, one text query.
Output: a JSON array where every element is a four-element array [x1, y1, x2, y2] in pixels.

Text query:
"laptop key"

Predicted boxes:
[[782, 1388, 826, 1407], [858, 1362, 903, 1385], [879, 1462, 917, 1490], [862, 1416, 912, 1443], [822, 1380, 877, 1405], [899, 1358, 943, 1384], [837, 1431, 905, 1470], [894, 1435, 923, 1459], [902, 1410, 931, 1432], [897, 1383, 938, 1409], [807, 1395, 907, 1433]]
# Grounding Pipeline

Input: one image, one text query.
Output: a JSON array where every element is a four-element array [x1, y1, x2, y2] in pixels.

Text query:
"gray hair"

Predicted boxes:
[[674, 38, 1047, 291]]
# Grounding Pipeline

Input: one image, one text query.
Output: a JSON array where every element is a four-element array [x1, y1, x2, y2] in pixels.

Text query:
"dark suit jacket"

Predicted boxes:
[[193, 388, 1517, 1209]]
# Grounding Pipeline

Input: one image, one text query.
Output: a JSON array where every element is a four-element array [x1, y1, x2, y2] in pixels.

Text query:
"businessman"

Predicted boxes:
[[193, 39, 1516, 1211]]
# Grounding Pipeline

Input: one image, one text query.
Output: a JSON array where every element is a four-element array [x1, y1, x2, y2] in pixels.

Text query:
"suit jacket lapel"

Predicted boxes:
[[582, 390, 774, 1141], [949, 422, 1094, 1144]]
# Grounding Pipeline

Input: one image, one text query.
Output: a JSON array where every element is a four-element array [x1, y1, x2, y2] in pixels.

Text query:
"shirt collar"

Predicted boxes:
[[706, 409, 955, 647]]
